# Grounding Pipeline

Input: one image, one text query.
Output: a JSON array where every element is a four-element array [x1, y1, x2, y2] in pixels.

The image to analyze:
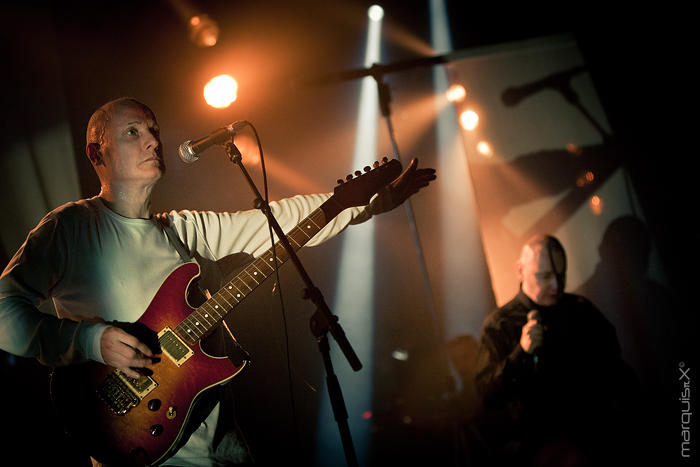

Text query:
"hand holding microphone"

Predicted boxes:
[[520, 310, 544, 355]]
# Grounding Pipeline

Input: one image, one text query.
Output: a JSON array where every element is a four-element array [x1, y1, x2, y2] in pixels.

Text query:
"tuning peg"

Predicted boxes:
[[373, 161, 380, 168], [381, 156, 389, 163], [354, 170, 362, 176], [336, 179, 344, 184], [346, 174, 353, 181], [363, 166, 371, 172]]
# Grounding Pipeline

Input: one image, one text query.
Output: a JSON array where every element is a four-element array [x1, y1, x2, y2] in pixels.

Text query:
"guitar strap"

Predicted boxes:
[[154, 214, 192, 263]]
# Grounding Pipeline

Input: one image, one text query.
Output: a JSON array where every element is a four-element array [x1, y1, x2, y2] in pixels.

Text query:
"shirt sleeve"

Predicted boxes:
[[169, 193, 370, 260], [0, 212, 108, 366], [474, 314, 536, 408]]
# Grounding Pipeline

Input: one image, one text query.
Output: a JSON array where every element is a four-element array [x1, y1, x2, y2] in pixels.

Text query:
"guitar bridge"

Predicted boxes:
[[97, 371, 157, 415]]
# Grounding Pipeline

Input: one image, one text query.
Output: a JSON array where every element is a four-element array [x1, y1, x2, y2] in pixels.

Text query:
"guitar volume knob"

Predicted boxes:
[[147, 399, 161, 411], [150, 424, 163, 437]]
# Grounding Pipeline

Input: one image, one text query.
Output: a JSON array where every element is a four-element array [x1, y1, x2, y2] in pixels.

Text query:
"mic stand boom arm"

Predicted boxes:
[[224, 142, 360, 467]]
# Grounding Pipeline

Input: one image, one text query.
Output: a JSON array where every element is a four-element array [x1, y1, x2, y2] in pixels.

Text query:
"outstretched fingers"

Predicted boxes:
[[395, 158, 436, 198]]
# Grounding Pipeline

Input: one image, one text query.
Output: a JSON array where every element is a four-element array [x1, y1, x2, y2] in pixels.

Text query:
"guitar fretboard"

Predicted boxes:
[[176, 206, 329, 344]]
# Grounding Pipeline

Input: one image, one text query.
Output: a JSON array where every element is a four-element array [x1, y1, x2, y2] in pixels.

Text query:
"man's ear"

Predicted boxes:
[[515, 259, 524, 283], [86, 142, 103, 165]]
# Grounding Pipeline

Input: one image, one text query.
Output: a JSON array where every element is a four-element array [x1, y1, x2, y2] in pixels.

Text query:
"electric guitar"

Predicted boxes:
[[50, 158, 402, 466]]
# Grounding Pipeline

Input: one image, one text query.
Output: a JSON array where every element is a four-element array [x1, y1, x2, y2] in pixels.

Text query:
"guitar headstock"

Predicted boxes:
[[332, 157, 402, 210]]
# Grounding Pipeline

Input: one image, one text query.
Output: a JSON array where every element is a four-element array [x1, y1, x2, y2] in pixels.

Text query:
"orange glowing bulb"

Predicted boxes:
[[446, 84, 467, 103], [460, 110, 479, 131], [203, 75, 238, 108], [476, 141, 492, 157]]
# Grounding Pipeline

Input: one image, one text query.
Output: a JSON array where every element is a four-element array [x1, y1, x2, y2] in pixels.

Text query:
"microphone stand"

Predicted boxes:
[[224, 142, 360, 467], [301, 57, 451, 349], [299, 54, 467, 467], [371, 69, 440, 349]]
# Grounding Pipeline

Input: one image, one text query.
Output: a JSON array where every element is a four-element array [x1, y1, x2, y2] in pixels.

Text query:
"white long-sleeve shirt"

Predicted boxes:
[[0, 194, 367, 366]]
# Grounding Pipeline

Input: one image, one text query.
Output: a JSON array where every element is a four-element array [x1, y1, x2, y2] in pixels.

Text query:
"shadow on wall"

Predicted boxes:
[[574, 215, 696, 464], [576, 215, 690, 392]]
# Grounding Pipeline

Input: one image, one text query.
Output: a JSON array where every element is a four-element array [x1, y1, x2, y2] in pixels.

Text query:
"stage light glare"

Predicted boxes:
[[566, 143, 583, 156], [590, 195, 603, 215], [203, 75, 238, 108], [188, 14, 219, 47], [368, 5, 384, 21], [460, 109, 479, 131], [476, 141, 492, 157], [576, 170, 595, 187], [446, 84, 466, 103]]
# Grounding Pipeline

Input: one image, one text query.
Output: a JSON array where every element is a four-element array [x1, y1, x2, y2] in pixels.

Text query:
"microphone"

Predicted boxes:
[[527, 310, 543, 368], [178, 121, 248, 163], [501, 66, 586, 107]]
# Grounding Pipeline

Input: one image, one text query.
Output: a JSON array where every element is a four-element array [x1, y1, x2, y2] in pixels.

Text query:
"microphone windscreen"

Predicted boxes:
[[178, 141, 199, 163]]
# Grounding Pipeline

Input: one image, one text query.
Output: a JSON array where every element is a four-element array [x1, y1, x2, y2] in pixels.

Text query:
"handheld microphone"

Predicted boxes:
[[527, 310, 543, 368], [178, 121, 248, 163]]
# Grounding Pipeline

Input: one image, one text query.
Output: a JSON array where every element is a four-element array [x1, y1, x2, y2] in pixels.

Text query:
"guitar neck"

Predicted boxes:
[[175, 196, 347, 344]]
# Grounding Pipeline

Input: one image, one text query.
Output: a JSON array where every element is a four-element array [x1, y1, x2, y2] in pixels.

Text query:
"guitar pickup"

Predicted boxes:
[[158, 327, 194, 367]]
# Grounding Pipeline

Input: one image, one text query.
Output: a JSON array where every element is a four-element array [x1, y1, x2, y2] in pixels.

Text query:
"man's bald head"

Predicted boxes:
[[86, 97, 155, 147], [517, 235, 567, 306]]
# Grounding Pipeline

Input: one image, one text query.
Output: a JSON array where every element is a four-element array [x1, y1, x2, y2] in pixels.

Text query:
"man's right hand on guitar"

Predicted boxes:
[[101, 326, 160, 378]]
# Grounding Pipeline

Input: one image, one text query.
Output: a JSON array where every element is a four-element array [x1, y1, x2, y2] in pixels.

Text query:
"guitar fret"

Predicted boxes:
[[212, 299, 227, 317], [179, 318, 203, 340], [214, 292, 232, 310], [208, 297, 227, 323], [249, 261, 268, 279], [200, 306, 221, 326], [229, 282, 246, 299], [221, 285, 240, 304], [194, 308, 213, 328], [308, 216, 322, 230], [189, 315, 205, 336], [257, 257, 275, 272], [233, 276, 253, 293], [287, 229, 304, 245], [243, 269, 261, 285], [198, 306, 213, 324], [288, 231, 303, 247], [296, 226, 312, 240]]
